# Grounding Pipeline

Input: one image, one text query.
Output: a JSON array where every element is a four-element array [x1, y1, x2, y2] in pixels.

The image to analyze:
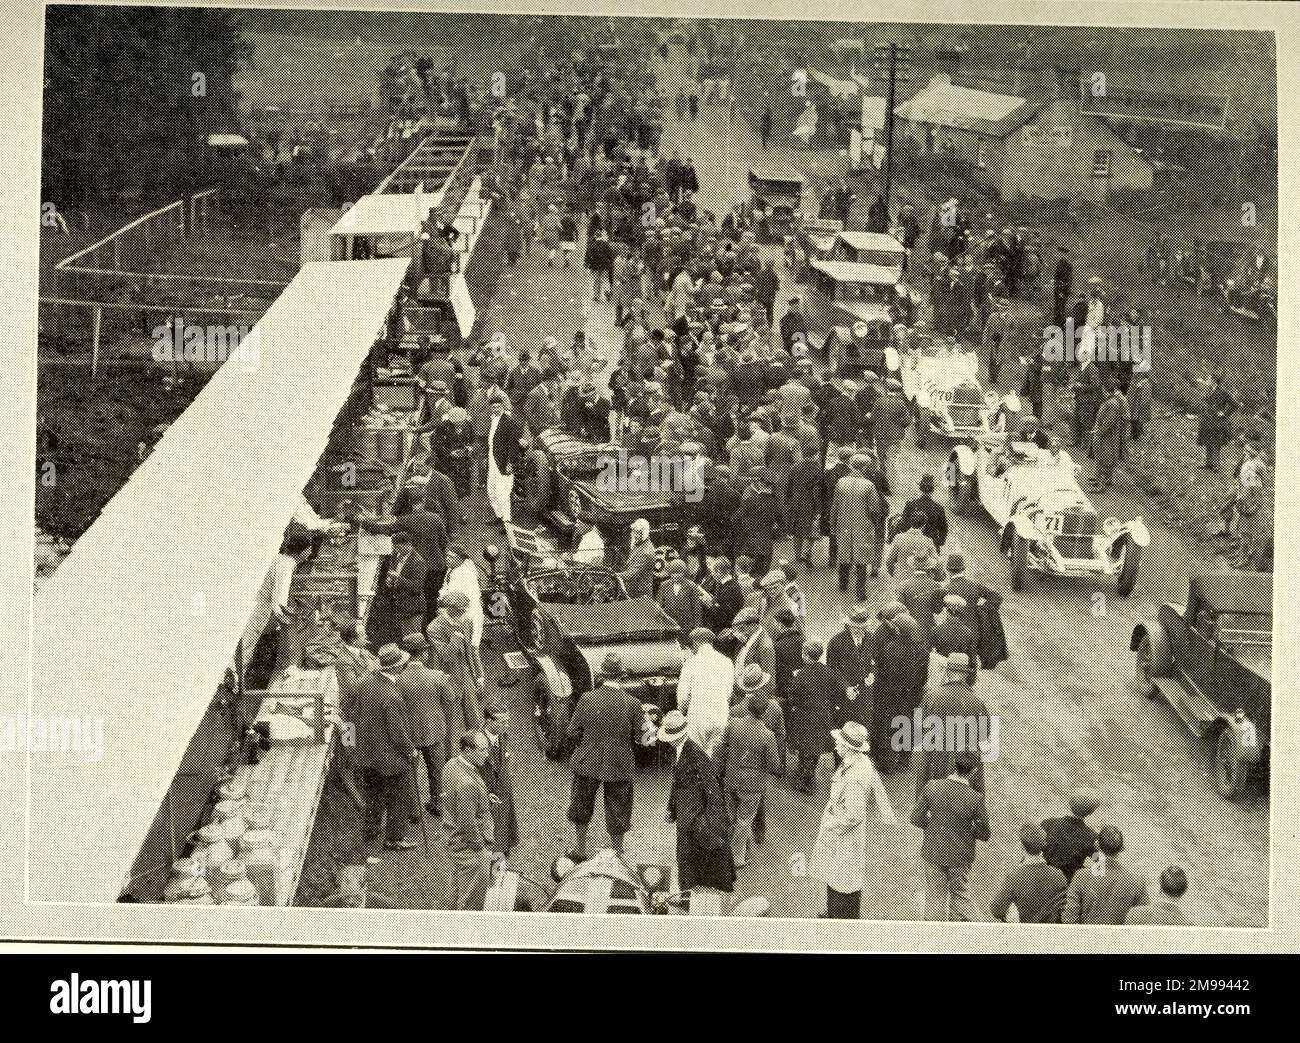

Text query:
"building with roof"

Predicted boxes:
[[895, 74, 1154, 203]]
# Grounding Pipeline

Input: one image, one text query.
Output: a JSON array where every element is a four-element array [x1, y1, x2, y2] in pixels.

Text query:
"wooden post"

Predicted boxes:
[[91, 305, 102, 378]]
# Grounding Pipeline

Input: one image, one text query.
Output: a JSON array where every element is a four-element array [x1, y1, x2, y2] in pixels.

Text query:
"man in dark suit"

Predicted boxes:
[[1052, 246, 1073, 329], [903, 474, 948, 552], [1042, 789, 1101, 882], [481, 701, 519, 855], [821, 446, 854, 567], [659, 710, 736, 893], [395, 632, 451, 818], [360, 491, 448, 631], [898, 556, 945, 646], [779, 297, 808, 354], [379, 531, 428, 643], [991, 822, 1068, 923], [826, 608, 876, 753], [704, 556, 745, 633], [716, 693, 781, 868], [787, 639, 841, 792], [486, 393, 521, 526], [565, 652, 647, 859], [350, 644, 419, 853], [929, 596, 980, 684], [913, 653, 991, 795], [910, 751, 990, 921]]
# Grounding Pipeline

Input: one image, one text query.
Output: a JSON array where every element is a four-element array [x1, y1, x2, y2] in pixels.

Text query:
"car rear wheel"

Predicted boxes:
[[1116, 535, 1141, 596], [1009, 532, 1028, 591], [523, 449, 551, 515], [534, 673, 572, 760], [1134, 627, 1170, 698], [1214, 726, 1252, 800]]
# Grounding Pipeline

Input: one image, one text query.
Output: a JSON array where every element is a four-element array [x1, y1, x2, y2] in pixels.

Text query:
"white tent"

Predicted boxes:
[[27, 258, 410, 904]]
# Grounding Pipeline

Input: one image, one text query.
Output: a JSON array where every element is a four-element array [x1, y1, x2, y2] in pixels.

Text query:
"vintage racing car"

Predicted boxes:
[[517, 427, 686, 557], [494, 524, 685, 760], [946, 434, 1148, 595], [1131, 572, 1271, 799], [899, 345, 1019, 448], [483, 848, 772, 915]]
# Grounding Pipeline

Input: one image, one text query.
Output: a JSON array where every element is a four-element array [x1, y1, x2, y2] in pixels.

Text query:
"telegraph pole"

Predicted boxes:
[[873, 42, 912, 225]]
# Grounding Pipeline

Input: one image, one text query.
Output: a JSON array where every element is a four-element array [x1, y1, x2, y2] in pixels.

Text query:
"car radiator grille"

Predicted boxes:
[[1053, 507, 1099, 559], [950, 406, 982, 428]]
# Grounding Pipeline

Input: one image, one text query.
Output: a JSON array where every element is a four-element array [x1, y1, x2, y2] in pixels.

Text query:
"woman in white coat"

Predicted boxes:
[[808, 721, 897, 919]]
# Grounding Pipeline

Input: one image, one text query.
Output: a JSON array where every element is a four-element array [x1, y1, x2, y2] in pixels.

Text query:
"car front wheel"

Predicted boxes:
[[1214, 726, 1252, 800]]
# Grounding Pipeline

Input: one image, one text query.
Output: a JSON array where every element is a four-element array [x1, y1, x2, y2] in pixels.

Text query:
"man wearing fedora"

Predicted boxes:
[[827, 606, 876, 754], [730, 468, 782, 576], [396, 632, 452, 819], [350, 644, 419, 854], [810, 720, 897, 918], [898, 553, 946, 646], [565, 652, 646, 859], [659, 710, 736, 893], [730, 607, 776, 699], [911, 750, 990, 921]]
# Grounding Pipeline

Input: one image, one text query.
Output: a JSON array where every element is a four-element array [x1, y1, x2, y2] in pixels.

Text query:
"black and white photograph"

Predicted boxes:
[[6, 0, 1295, 954]]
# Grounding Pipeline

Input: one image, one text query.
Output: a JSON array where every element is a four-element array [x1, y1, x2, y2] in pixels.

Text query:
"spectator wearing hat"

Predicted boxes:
[[830, 454, 883, 602], [1063, 825, 1148, 925], [1091, 379, 1131, 492], [350, 644, 419, 854], [910, 750, 990, 921], [779, 297, 808, 354], [1126, 866, 1190, 925], [868, 604, 917, 773], [898, 553, 945, 644], [902, 474, 948, 552], [930, 595, 980, 686], [333, 619, 379, 706], [944, 552, 1007, 671], [659, 710, 736, 893], [701, 556, 744, 633], [1042, 790, 1101, 881], [991, 823, 1069, 922], [820, 445, 854, 565], [912, 653, 991, 796], [884, 511, 940, 579], [440, 544, 484, 650], [810, 721, 897, 918], [376, 530, 428, 646], [658, 558, 705, 639], [873, 378, 911, 478], [565, 652, 646, 859], [820, 382, 861, 464], [717, 693, 783, 868], [481, 701, 518, 855], [756, 570, 796, 641], [731, 606, 776, 693], [765, 416, 804, 527], [428, 591, 484, 739], [359, 491, 448, 632], [396, 632, 452, 819], [440, 730, 494, 909], [730, 469, 782, 576]]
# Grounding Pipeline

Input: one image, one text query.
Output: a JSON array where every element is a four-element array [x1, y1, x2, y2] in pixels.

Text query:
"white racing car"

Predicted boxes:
[[899, 348, 1019, 448], [946, 434, 1149, 595]]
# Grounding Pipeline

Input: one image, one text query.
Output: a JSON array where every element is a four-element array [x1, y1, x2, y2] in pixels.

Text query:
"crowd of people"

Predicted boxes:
[[283, 37, 1265, 921]]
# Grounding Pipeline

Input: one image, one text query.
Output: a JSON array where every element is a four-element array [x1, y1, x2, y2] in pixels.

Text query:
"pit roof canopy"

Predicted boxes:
[[28, 257, 411, 904]]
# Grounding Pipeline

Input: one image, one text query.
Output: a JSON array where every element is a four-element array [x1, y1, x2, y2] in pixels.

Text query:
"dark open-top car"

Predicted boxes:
[[1131, 572, 1271, 798], [496, 524, 685, 760], [518, 428, 684, 556]]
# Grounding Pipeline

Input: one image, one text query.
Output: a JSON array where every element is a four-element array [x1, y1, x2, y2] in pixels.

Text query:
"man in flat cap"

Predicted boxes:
[[565, 652, 647, 860]]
